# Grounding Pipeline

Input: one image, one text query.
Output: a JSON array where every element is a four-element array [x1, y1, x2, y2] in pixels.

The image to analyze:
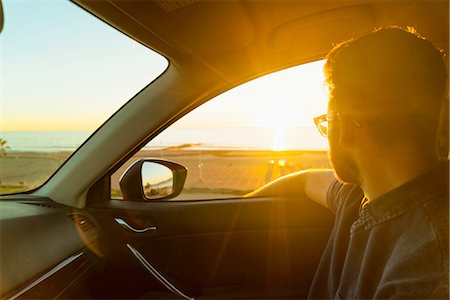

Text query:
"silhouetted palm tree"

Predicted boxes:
[[0, 139, 9, 157]]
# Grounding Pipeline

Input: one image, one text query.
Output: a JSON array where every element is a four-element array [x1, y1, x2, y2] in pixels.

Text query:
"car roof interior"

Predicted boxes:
[[76, 0, 448, 91]]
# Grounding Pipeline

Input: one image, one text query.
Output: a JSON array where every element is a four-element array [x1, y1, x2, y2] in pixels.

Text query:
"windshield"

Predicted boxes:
[[0, 1, 168, 195]]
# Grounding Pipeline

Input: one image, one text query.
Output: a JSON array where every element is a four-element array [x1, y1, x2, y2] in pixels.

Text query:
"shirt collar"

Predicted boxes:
[[358, 161, 449, 230]]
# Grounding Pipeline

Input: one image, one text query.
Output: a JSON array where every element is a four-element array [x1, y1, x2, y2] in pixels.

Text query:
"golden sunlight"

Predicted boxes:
[[170, 60, 328, 150], [254, 96, 303, 151], [253, 96, 301, 129], [272, 127, 287, 151]]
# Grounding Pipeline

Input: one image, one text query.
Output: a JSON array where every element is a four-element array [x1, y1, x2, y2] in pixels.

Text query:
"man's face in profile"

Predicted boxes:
[[327, 101, 360, 185]]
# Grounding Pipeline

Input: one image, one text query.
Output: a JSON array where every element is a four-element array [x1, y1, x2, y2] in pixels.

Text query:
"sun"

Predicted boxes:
[[253, 98, 301, 151], [272, 127, 287, 151]]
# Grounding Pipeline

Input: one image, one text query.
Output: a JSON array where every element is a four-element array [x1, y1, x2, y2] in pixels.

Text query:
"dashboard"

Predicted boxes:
[[0, 196, 95, 299]]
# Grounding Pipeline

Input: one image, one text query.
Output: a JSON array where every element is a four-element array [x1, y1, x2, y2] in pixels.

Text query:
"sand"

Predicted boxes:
[[1, 149, 330, 197], [0, 151, 72, 194]]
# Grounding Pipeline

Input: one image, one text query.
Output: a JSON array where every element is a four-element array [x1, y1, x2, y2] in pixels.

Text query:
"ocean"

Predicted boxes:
[[1, 127, 328, 152]]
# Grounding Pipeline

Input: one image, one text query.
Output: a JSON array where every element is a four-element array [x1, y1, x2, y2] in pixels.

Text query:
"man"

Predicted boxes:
[[250, 27, 448, 298]]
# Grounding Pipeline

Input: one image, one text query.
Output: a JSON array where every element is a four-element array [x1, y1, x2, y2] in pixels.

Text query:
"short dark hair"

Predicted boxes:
[[325, 27, 447, 146]]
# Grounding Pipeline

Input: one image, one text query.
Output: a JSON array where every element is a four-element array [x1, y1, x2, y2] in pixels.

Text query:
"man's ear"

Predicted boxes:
[[338, 115, 357, 147]]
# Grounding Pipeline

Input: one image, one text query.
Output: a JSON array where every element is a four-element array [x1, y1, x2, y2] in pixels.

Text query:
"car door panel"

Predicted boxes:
[[87, 195, 334, 298]]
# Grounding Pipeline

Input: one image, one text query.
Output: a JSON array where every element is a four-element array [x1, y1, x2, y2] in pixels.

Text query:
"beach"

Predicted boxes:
[[1, 149, 330, 197], [0, 151, 72, 194]]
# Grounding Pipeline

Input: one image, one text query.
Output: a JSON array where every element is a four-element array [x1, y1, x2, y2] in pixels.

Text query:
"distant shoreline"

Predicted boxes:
[[5, 148, 328, 156], [1, 127, 329, 152]]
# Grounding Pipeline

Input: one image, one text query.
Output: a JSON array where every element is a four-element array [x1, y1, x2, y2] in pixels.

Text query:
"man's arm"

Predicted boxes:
[[246, 169, 335, 209]]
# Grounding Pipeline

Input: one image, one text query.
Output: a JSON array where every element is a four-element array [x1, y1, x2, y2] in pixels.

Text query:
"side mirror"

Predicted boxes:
[[119, 159, 187, 201]]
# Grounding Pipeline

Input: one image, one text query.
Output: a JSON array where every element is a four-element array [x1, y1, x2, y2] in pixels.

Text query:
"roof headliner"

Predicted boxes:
[[75, 0, 448, 90]]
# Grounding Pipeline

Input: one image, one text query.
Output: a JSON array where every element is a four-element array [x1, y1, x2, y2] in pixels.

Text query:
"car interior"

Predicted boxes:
[[0, 1, 448, 299]]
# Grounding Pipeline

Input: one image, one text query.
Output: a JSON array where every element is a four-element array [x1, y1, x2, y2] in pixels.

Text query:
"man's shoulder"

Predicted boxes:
[[326, 179, 363, 213], [411, 161, 449, 255], [422, 187, 449, 258], [375, 204, 449, 299]]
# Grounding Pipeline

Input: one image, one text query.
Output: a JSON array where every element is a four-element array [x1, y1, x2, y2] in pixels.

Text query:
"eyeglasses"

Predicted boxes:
[[313, 112, 361, 137], [313, 113, 338, 137]]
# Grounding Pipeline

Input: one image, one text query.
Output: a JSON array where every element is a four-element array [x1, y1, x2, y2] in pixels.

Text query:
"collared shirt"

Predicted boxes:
[[308, 162, 449, 299]]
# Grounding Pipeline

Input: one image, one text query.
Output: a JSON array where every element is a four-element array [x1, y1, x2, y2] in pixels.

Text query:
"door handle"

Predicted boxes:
[[114, 217, 157, 234]]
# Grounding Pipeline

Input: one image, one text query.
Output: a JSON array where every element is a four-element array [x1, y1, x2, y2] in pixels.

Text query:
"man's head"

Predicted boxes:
[[323, 27, 447, 184]]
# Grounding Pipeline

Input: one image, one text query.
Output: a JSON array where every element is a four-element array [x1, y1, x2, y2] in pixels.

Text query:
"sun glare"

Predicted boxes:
[[265, 103, 294, 151], [254, 96, 302, 129], [161, 60, 329, 150], [246, 61, 328, 150], [272, 127, 287, 151]]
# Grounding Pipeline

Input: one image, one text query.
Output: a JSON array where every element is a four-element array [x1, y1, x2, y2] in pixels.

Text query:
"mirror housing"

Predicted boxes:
[[119, 159, 187, 201]]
